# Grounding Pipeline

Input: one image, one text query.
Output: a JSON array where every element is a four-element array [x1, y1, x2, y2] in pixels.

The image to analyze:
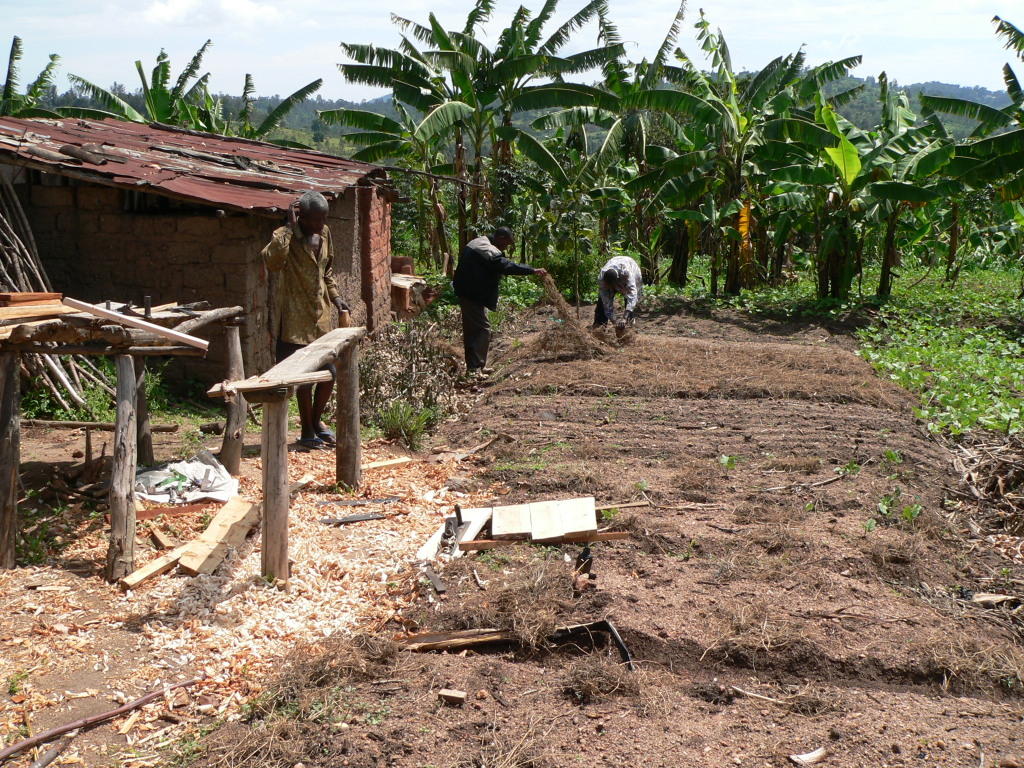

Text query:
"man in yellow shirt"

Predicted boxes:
[[261, 191, 349, 449]]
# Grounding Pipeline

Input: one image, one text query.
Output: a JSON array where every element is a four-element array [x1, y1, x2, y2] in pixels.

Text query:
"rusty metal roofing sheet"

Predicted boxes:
[[0, 116, 384, 215]]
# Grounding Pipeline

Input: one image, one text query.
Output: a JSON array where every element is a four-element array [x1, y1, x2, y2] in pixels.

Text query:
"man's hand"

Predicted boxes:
[[333, 297, 350, 314], [534, 268, 548, 277], [625, 310, 636, 325], [287, 199, 299, 227], [615, 318, 627, 330]]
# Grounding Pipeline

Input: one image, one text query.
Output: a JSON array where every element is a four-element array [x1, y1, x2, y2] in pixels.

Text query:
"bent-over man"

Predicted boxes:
[[594, 254, 643, 329], [452, 226, 547, 375], [261, 190, 350, 449]]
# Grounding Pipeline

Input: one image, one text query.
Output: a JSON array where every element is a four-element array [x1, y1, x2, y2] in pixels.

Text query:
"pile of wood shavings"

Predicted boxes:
[[0, 446, 498, 756], [118, 450, 496, 692]]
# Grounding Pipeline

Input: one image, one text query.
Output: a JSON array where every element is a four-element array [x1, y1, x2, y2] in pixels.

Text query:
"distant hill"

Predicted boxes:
[[825, 76, 1011, 138]]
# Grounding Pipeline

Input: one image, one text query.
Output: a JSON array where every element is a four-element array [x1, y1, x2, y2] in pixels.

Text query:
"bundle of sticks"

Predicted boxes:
[[0, 173, 113, 410]]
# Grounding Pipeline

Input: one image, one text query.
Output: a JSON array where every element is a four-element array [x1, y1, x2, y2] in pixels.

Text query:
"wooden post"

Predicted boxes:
[[261, 391, 290, 584], [0, 352, 20, 569], [220, 323, 246, 475], [134, 357, 154, 467], [336, 343, 360, 489], [106, 354, 137, 582]]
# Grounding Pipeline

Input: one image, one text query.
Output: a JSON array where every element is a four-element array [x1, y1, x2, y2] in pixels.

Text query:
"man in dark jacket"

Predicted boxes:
[[453, 227, 547, 375]]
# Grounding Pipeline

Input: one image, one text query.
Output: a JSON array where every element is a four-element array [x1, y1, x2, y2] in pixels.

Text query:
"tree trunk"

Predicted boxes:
[[945, 201, 960, 284], [336, 344, 361, 490], [0, 352, 19, 569], [134, 357, 154, 468], [261, 393, 290, 584], [106, 354, 137, 582]]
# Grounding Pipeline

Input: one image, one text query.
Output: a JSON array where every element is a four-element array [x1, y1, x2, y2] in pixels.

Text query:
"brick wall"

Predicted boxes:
[[12, 172, 394, 383], [358, 185, 393, 332]]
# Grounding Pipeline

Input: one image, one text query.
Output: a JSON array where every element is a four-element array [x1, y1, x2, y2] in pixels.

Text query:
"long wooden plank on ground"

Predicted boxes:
[[559, 496, 597, 538], [119, 543, 190, 590], [62, 297, 210, 351], [490, 503, 532, 540], [528, 500, 565, 542], [177, 496, 259, 576]]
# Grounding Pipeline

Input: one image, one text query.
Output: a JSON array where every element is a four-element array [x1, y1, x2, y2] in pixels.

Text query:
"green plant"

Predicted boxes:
[[837, 460, 861, 477], [863, 518, 877, 532], [599, 507, 619, 523], [375, 400, 436, 450], [7, 669, 28, 696], [719, 455, 736, 469]]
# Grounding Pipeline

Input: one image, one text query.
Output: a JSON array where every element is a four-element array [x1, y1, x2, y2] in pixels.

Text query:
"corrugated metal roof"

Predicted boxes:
[[0, 116, 385, 215]]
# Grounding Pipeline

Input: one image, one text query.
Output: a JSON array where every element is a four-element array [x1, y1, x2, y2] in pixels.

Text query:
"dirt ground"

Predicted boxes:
[[2, 300, 1023, 768]]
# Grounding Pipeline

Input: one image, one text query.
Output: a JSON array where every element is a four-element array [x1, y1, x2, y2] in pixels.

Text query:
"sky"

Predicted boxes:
[[1, 0, 1021, 103]]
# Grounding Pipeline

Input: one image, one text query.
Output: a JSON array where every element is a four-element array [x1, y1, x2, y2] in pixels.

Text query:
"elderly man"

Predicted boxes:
[[261, 190, 350, 449], [594, 254, 643, 330], [453, 226, 547, 375]]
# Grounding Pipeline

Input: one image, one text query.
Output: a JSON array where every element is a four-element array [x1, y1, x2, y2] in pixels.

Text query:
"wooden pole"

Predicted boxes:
[[220, 324, 246, 476], [260, 391, 290, 584], [0, 352, 20, 569], [134, 357, 154, 467], [106, 354, 137, 582], [336, 343, 360, 489]]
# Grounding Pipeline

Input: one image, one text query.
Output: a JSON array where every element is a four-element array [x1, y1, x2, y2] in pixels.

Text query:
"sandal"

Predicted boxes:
[[297, 437, 327, 450], [316, 427, 337, 446]]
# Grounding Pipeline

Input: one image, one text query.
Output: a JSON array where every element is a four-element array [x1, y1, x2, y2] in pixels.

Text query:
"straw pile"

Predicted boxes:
[[536, 273, 610, 360]]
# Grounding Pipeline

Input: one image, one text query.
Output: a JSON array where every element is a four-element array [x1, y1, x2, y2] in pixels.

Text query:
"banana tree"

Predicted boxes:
[[319, 101, 471, 271], [63, 41, 213, 124], [1, 37, 61, 118]]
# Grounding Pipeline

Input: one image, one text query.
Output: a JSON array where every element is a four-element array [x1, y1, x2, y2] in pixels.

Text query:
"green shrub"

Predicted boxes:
[[375, 400, 436, 450]]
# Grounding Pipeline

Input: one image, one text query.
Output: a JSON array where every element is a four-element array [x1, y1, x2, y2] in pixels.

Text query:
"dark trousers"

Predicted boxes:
[[458, 297, 491, 370], [594, 299, 609, 327]]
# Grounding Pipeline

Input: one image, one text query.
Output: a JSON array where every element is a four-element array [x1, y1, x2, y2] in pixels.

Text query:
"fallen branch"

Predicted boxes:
[[23, 419, 179, 433], [0, 679, 201, 762]]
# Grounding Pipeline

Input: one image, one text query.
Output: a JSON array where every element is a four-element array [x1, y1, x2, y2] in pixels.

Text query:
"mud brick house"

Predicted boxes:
[[0, 116, 393, 378]]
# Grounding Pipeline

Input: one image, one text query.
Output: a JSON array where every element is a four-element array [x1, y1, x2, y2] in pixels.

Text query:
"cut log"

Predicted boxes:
[[118, 543, 188, 590], [177, 496, 259, 576], [336, 342, 360, 488], [62, 297, 210, 351]]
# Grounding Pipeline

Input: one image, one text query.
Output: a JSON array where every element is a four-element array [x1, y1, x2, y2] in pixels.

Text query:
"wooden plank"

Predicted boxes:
[[0, 304, 77, 323], [178, 496, 260, 576], [528, 499, 565, 542], [459, 531, 630, 551], [362, 457, 415, 471], [210, 327, 367, 400], [453, 507, 491, 560], [559, 497, 597, 539], [207, 371, 331, 398], [62, 297, 210, 351], [118, 544, 188, 591], [149, 528, 179, 550], [490, 503, 532, 540], [107, 502, 215, 523], [0, 292, 63, 306]]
